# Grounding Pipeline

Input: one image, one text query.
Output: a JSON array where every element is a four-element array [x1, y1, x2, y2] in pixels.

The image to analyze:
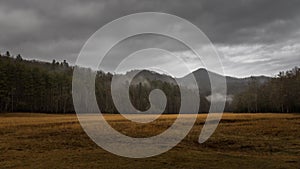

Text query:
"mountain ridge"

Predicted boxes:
[[125, 68, 271, 96]]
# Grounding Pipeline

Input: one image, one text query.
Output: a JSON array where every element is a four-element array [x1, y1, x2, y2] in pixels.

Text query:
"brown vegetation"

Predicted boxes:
[[0, 113, 299, 169]]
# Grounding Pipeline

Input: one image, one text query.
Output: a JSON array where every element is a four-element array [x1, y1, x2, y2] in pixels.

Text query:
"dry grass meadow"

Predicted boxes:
[[0, 113, 299, 169]]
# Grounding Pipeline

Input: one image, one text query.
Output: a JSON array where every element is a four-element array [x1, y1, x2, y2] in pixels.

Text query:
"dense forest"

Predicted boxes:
[[0, 52, 73, 113], [0, 51, 299, 113], [232, 67, 300, 113], [0, 52, 209, 114]]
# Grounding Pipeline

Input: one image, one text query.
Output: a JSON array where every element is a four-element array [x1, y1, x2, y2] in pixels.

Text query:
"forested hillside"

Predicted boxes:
[[0, 51, 299, 113], [232, 67, 300, 113], [0, 52, 210, 113], [0, 52, 73, 113]]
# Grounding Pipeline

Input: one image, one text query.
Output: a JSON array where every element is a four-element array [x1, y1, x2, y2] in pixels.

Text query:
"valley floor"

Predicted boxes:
[[0, 113, 299, 169]]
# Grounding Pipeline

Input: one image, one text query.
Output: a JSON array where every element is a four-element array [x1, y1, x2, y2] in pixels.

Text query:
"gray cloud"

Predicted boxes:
[[0, 0, 300, 77]]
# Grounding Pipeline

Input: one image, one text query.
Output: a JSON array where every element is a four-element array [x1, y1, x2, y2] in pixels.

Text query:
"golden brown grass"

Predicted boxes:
[[0, 113, 299, 169]]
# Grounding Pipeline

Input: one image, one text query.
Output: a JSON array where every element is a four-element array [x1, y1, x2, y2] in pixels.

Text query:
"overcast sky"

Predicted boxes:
[[1, 0, 300, 77]]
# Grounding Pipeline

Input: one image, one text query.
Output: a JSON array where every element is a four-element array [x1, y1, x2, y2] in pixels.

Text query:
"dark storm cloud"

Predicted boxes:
[[0, 0, 300, 77]]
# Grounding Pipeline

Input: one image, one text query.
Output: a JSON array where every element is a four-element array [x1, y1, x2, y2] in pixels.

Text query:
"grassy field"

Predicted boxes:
[[0, 113, 299, 169]]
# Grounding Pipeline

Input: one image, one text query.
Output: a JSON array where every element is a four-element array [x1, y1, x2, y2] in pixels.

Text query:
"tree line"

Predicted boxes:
[[0, 52, 210, 114], [231, 67, 300, 113], [0, 52, 73, 113], [1, 51, 299, 113]]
